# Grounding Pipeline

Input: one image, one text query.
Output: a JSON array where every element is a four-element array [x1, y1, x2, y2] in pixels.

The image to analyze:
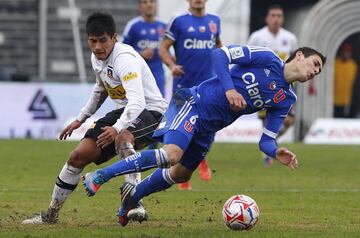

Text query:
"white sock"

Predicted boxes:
[[49, 163, 82, 210], [124, 173, 141, 185], [116, 142, 141, 185]]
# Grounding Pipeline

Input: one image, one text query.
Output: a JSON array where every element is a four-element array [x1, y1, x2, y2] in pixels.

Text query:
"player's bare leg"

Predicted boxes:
[[22, 138, 101, 224]]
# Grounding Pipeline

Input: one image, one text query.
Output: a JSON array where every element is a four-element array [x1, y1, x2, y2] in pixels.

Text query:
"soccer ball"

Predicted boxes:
[[222, 194, 260, 230]]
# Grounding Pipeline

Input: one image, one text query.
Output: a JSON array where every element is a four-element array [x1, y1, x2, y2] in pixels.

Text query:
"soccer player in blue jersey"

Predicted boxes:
[[159, 0, 222, 189], [82, 45, 326, 226], [122, 0, 166, 96]]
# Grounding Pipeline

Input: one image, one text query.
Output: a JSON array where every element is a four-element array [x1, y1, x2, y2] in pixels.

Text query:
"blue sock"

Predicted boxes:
[[132, 168, 176, 203], [98, 149, 170, 182]]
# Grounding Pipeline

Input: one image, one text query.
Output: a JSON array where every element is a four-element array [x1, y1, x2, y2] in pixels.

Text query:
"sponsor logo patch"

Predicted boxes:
[[123, 72, 138, 81], [229, 47, 244, 59]]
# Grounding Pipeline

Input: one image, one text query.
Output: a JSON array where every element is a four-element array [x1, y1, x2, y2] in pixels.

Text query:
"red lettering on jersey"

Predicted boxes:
[[273, 89, 286, 103], [184, 121, 193, 132]]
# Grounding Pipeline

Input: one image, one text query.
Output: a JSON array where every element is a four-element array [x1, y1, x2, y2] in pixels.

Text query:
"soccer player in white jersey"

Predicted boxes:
[[248, 4, 298, 165], [248, 4, 297, 61], [22, 12, 167, 225]]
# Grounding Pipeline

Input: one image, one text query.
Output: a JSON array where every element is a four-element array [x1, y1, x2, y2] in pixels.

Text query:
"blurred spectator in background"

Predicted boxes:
[[248, 4, 298, 166], [122, 0, 166, 96], [334, 43, 358, 118], [159, 0, 222, 190], [248, 4, 297, 61]]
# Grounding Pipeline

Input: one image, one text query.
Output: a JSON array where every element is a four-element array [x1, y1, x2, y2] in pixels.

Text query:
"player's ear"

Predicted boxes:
[[295, 51, 303, 61], [112, 33, 118, 43]]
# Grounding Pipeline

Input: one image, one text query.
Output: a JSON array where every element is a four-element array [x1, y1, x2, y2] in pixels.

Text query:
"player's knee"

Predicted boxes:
[[163, 144, 184, 165], [67, 149, 87, 169], [115, 130, 134, 145]]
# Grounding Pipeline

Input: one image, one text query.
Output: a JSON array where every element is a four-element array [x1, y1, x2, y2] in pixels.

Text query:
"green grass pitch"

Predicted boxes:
[[0, 139, 359, 237]]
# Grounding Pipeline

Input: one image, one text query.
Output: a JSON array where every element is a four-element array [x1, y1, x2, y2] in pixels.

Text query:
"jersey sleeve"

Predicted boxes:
[[165, 16, 179, 41], [76, 73, 108, 123], [258, 105, 292, 158], [111, 53, 146, 132]]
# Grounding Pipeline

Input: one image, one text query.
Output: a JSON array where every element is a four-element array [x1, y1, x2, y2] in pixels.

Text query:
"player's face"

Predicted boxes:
[[266, 9, 284, 30], [296, 53, 323, 82], [188, 0, 206, 11], [139, 0, 156, 17], [88, 32, 116, 61]]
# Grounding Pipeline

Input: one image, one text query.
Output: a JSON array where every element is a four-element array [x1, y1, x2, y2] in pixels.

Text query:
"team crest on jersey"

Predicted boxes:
[[269, 81, 277, 90], [123, 72, 138, 81], [157, 26, 165, 36], [107, 66, 114, 80], [209, 21, 217, 33], [199, 26, 206, 33], [282, 39, 288, 46], [150, 28, 156, 35]]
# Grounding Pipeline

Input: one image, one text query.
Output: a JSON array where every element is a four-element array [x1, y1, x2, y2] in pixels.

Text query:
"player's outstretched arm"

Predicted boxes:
[[275, 147, 298, 170], [59, 120, 82, 140]]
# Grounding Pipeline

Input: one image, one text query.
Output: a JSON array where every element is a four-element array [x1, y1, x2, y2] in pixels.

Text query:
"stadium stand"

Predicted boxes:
[[0, 0, 137, 82]]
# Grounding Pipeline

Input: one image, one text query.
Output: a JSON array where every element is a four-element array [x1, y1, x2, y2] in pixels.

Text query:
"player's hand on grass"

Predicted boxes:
[[96, 126, 118, 148], [225, 89, 247, 111], [276, 147, 298, 170], [59, 120, 82, 140], [170, 64, 185, 77]]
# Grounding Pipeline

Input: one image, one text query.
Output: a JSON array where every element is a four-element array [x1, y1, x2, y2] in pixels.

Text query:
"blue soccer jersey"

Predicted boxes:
[[154, 45, 296, 162], [123, 17, 166, 95], [166, 11, 221, 91]]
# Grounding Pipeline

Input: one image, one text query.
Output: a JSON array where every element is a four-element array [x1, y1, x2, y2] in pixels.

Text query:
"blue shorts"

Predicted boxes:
[[153, 88, 215, 171]]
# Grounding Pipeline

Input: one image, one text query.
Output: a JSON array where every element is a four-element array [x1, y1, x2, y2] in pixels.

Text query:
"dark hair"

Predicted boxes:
[[86, 12, 116, 37], [267, 4, 283, 14], [286, 47, 327, 66]]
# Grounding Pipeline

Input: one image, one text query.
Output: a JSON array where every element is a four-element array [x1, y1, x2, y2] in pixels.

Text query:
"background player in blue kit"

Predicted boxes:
[[122, 0, 166, 96], [82, 45, 326, 226], [159, 0, 222, 190]]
